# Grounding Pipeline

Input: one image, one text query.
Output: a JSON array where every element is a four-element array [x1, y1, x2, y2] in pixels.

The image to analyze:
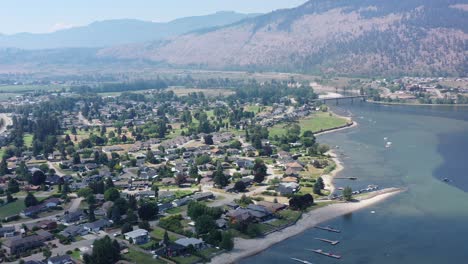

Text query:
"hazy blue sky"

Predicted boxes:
[[0, 0, 307, 34]]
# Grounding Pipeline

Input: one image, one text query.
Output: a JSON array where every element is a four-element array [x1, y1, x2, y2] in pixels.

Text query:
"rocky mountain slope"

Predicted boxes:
[[99, 0, 468, 76]]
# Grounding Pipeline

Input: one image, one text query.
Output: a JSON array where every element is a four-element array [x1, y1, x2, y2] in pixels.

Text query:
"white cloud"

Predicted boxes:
[[49, 22, 76, 32]]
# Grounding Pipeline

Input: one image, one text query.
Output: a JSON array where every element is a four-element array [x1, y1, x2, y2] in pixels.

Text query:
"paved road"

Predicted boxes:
[[0, 113, 12, 134], [4, 197, 83, 229], [19, 231, 107, 264]]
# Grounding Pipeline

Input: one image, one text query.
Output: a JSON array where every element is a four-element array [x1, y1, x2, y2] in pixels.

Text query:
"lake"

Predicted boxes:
[[242, 102, 468, 264]]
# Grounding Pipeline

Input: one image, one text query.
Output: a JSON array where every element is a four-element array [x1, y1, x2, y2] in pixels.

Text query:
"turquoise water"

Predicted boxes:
[[242, 102, 468, 264]]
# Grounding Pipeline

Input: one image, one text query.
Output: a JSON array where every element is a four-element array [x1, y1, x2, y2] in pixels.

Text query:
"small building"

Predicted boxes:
[[62, 210, 85, 224], [174, 237, 206, 250], [60, 225, 88, 238], [36, 230, 54, 241], [124, 229, 149, 245], [47, 255, 75, 264], [277, 182, 300, 196], [2, 235, 44, 255], [0, 226, 15, 237], [191, 192, 214, 201], [83, 219, 112, 233]]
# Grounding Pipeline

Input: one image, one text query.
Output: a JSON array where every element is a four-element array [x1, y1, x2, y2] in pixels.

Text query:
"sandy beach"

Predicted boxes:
[[320, 150, 343, 194], [210, 188, 402, 264], [210, 110, 403, 264]]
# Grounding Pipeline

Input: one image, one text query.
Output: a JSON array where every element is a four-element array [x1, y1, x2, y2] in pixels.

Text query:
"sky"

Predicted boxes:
[[0, 0, 308, 34]]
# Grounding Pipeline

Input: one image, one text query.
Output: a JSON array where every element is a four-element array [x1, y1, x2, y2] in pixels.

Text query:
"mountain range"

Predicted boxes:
[[1, 1, 467, 77], [0, 11, 259, 49]]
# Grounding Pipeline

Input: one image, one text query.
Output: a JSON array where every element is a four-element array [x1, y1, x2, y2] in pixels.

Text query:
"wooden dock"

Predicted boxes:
[[307, 249, 342, 259], [314, 237, 340, 245], [291, 257, 313, 264], [315, 226, 341, 233], [334, 177, 357, 180]]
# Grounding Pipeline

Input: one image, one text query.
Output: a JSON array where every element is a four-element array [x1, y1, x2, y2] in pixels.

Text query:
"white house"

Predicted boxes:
[[124, 229, 149, 245]]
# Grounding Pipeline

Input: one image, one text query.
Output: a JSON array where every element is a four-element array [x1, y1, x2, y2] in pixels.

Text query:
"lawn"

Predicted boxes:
[[269, 112, 349, 138], [277, 209, 302, 223], [171, 254, 202, 264], [0, 199, 26, 218], [0, 148, 5, 159], [166, 206, 186, 215], [125, 249, 166, 264], [244, 104, 261, 113], [150, 227, 179, 242], [199, 247, 222, 259], [23, 134, 33, 148]]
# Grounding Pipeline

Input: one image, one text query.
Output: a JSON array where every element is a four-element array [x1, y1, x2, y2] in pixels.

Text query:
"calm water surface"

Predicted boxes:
[[242, 102, 468, 264]]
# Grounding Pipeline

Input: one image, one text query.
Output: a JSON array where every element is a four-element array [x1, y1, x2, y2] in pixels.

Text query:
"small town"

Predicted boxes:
[[0, 79, 370, 264]]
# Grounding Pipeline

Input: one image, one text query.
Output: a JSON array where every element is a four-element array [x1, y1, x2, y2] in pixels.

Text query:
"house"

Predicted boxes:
[[158, 202, 174, 213], [174, 237, 206, 250], [256, 201, 287, 213], [83, 219, 111, 233], [124, 229, 149, 245], [0, 226, 16, 237], [153, 243, 187, 257], [281, 176, 298, 183], [60, 225, 88, 238], [103, 146, 124, 153], [191, 192, 214, 201], [172, 197, 191, 207], [36, 230, 54, 241], [277, 182, 300, 195], [22, 204, 47, 217], [45, 175, 61, 185], [2, 235, 44, 255], [236, 159, 254, 169], [62, 210, 85, 224], [43, 198, 61, 208], [35, 220, 57, 231], [47, 255, 75, 264]]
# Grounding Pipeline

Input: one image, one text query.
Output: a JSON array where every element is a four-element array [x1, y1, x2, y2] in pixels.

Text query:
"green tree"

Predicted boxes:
[[121, 223, 133, 234], [6, 191, 14, 203], [234, 181, 246, 192], [138, 220, 151, 231], [24, 192, 39, 207], [104, 188, 120, 202], [253, 159, 267, 183], [0, 158, 9, 176], [43, 248, 52, 259], [343, 186, 353, 201], [151, 185, 159, 200], [162, 230, 170, 245], [138, 202, 158, 221], [195, 215, 215, 235], [83, 236, 121, 264], [220, 232, 234, 251], [7, 179, 20, 193]]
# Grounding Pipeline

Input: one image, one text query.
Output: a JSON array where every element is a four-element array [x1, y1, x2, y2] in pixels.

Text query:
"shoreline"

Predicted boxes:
[[210, 188, 402, 264], [210, 111, 403, 264], [367, 100, 468, 107], [321, 150, 343, 194]]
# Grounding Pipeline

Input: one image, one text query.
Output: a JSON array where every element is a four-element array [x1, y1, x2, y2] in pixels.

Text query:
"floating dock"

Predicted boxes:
[[334, 177, 357, 180], [314, 237, 340, 245], [291, 257, 313, 264], [308, 249, 342, 259], [315, 226, 341, 233]]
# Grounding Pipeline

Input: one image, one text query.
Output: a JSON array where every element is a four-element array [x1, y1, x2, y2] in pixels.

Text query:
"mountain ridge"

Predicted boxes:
[[98, 0, 468, 77], [0, 11, 260, 49]]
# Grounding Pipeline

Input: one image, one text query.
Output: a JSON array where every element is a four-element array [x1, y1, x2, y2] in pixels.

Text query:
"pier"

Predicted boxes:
[[314, 226, 341, 233], [307, 249, 342, 259], [314, 237, 340, 245]]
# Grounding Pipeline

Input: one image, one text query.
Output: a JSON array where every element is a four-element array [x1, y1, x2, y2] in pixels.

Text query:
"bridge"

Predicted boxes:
[[313, 95, 369, 104]]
